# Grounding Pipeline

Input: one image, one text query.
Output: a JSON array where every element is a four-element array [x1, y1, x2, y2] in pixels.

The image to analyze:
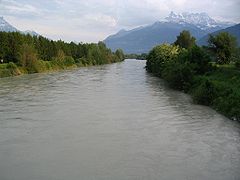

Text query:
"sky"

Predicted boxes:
[[0, 0, 239, 42]]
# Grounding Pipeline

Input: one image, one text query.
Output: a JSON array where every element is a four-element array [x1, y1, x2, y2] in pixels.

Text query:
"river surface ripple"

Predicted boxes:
[[0, 59, 240, 180]]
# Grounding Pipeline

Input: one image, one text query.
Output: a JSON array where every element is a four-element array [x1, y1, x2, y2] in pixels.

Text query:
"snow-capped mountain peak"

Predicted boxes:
[[0, 16, 39, 36], [165, 11, 220, 30], [0, 17, 18, 32]]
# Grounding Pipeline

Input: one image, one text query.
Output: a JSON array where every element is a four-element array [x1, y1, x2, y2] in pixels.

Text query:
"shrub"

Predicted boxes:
[[162, 61, 194, 91], [6, 62, 21, 76], [192, 78, 217, 106], [146, 44, 180, 76], [64, 56, 75, 66], [19, 43, 39, 73], [187, 46, 212, 74], [213, 93, 240, 120]]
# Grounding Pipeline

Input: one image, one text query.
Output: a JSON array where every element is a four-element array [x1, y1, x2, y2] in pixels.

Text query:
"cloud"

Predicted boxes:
[[0, 0, 41, 17], [0, 0, 239, 42]]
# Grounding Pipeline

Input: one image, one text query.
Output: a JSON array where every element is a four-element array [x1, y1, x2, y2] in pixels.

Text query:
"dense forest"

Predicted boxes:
[[146, 30, 240, 120], [0, 32, 124, 77]]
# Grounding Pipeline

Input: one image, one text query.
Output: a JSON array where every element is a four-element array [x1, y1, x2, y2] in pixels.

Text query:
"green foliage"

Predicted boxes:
[[213, 92, 240, 120], [186, 46, 212, 74], [232, 48, 240, 69], [19, 43, 38, 73], [0, 62, 21, 77], [64, 56, 75, 66], [162, 61, 194, 91], [146, 44, 180, 76], [146, 30, 240, 120], [174, 30, 196, 49], [191, 71, 240, 120], [125, 53, 147, 60], [192, 78, 217, 106], [0, 32, 123, 77], [115, 49, 125, 61], [208, 32, 237, 64]]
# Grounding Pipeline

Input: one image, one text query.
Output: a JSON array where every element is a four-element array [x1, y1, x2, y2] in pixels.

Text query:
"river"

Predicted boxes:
[[0, 59, 240, 180]]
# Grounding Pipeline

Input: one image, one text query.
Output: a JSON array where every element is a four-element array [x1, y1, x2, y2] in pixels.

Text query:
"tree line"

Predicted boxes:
[[0, 31, 124, 76], [146, 30, 240, 120]]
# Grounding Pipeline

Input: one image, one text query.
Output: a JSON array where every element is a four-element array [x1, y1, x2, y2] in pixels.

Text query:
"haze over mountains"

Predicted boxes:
[[104, 12, 238, 54], [0, 17, 39, 36]]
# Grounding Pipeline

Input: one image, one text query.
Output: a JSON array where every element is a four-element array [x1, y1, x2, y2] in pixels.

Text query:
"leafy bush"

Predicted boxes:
[[0, 62, 21, 77], [64, 56, 75, 66], [192, 78, 217, 106], [191, 76, 240, 120], [146, 31, 240, 121], [19, 43, 38, 73], [162, 61, 194, 91], [146, 44, 180, 76], [186, 46, 212, 74]]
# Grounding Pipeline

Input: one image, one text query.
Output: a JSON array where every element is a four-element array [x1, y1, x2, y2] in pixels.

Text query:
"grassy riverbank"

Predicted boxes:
[[191, 66, 240, 120], [0, 56, 123, 78], [146, 44, 240, 121], [0, 59, 78, 78]]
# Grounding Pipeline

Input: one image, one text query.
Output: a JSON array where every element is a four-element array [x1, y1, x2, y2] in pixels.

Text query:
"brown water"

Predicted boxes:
[[0, 59, 240, 180]]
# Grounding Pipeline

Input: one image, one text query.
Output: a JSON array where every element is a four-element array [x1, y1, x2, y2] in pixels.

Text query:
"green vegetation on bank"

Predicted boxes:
[[125, 53, 148, 60], [0, 32, 124, 78], [146, 31, 240, 120]]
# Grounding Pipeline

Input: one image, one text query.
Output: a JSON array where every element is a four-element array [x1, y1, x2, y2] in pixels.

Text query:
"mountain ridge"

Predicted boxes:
[[0, 16, 39, 36], [104, 12, 235, 54], [197, 23, 240, 46]]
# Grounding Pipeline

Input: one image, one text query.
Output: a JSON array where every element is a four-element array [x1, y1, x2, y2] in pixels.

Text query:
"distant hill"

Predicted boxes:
[[0, 16, 39, 36], [104, 12, 234, 54], [197, 24, 240, 46]]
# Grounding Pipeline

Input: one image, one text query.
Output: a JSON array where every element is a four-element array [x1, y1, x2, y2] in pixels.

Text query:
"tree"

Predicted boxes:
[[115, 49, 124, 61], [186, 46, 212, 74], [231, 47, 240, 69], [174, 30, 196, 49], [20, 44, 37, 67], [19, 43, 38, 72], [146, 44, 180, 76], [208, 32, 237, 64], [0, 31, 124, 69]]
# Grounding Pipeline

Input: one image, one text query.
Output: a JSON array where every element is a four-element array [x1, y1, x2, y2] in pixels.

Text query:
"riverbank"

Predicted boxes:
[[191, 66, 240, 120], [0, 57, 123, 78], [146, 44, 240, 121], [0, 60, 75, 78]]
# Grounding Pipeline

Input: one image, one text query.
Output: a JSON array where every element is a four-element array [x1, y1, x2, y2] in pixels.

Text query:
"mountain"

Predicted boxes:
[[197, 24, 240, 46], [104, 12, 234, 54], [0, 17, 39, 36], [23, 30, 39, 36], [105, 22, 207, 54], [0, 16, 18, 32], [165, 12, 231, 31]]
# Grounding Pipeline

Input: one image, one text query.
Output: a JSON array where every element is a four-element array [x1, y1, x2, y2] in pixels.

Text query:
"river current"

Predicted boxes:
[[0, 59, 240, 180]]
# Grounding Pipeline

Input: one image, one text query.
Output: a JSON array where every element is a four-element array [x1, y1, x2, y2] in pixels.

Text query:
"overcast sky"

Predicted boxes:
[[0, 0, 239, 42]]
